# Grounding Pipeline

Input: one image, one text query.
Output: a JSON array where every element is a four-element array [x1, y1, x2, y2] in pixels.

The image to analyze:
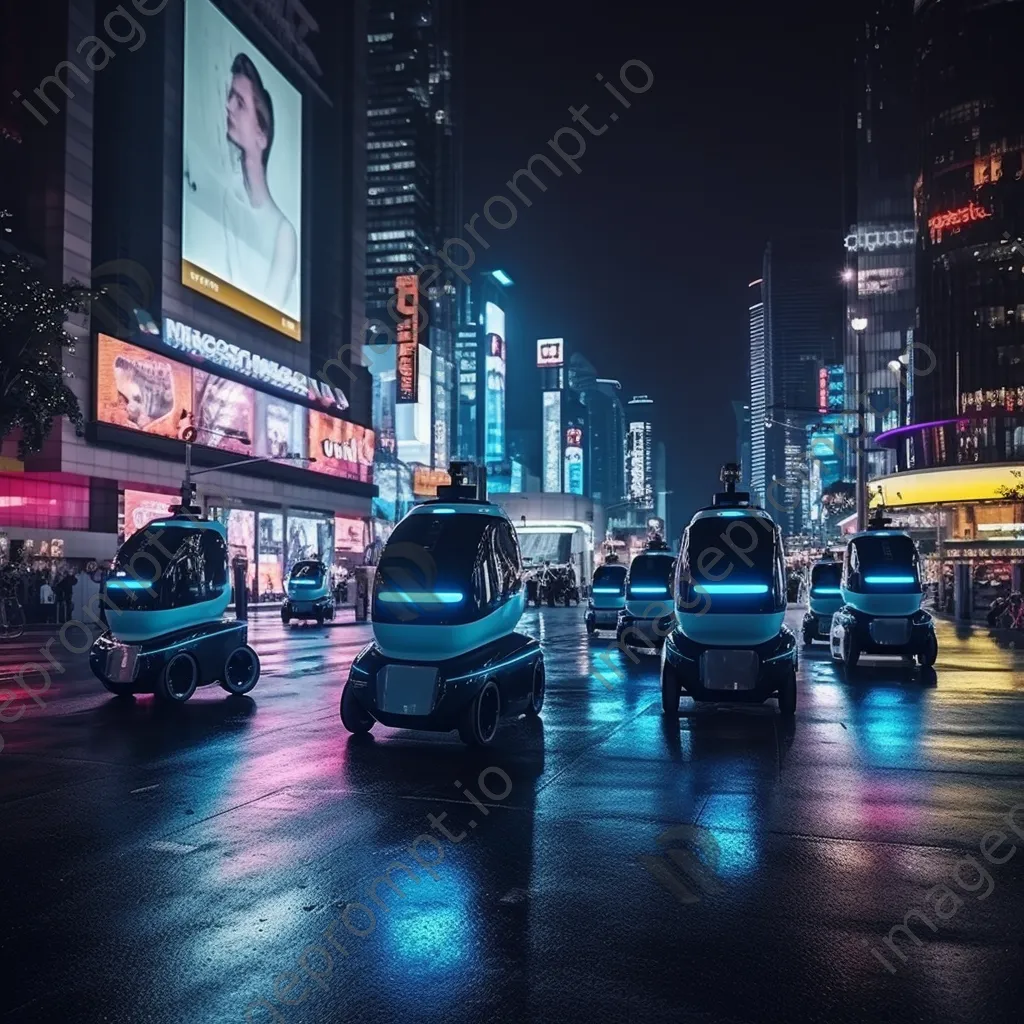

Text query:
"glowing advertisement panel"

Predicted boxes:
[[97, 335, 373, 485], [122, 490, 177, 540], [181, 0, 303, 340], [395, 275, 420, 404], [308, 411, 375, 484], [485, 302, 506, 462], [542, 390, 561, 493], [564, 447, 583, 495], [537, 338, 564, 367]]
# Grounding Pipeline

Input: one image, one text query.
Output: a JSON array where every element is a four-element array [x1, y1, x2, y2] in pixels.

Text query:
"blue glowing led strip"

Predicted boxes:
[[593, 587, 624, 594], [694, 583, 769, 595], [377, 591, 464, 605], [812, 587, 841, 595], [449, 648, 538, 682], [717, 510, 746, 517], [431, 508, 456, 514], [864, 575, 915, 584], [631, 586, 669, 595], [107, 579, 154, 590]]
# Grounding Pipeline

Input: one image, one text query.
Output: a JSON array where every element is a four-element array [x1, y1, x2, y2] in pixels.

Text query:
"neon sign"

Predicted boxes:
[[395, 275, 419, 404], [818, 367, 828, 414], [928, 202, 991, 243], [844, 226, 915, 253]]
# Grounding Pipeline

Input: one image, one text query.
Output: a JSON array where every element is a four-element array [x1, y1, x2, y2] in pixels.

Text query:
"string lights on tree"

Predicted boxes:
[[0, 254, 92, 458]]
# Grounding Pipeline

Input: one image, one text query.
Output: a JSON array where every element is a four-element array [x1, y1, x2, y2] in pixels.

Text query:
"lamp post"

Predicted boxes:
[[851, 317, 869, 531]]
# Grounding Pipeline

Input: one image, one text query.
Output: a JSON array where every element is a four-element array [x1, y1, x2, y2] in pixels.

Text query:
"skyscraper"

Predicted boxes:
[[567, 354, 626, 505], [626, 396, 655, 512], [842, 0, 916, 474], [759, 238, 843, 535], [366, 0, 461, 468], [748, 278, 768, 508]]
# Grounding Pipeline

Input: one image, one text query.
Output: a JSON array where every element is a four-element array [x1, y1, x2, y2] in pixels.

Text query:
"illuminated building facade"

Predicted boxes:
[[759, 240, 843, 535], [748, 279, 768, 508], [0, 0, 375, 583], [868, 0, 1024, 619], [366, 0, 461, 470], [913, 0, 1024, 428], [626, 396, 654, 512], [842, 0, 916, 463], [567, 354, 626, 506]]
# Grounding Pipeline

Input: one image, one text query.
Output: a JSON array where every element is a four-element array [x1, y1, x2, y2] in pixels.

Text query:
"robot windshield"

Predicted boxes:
[[372, 507, 521, 629], [105, 520, 230, 633]]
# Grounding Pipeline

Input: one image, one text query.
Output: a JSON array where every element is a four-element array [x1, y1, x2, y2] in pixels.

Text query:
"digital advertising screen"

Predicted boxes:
[[258, 512, 285, 595], [484, 302, 506, 462], [122, 489, 177, 541], [192, 369, 254, 454], [542, 390, 561, 493], [395, 275, 420, 404], [97, 336, 192, 440], [254, 390, 307, 460], [97, 335, 373, 486], [181, 0, 303, 340], [308, 411, 375, 484]]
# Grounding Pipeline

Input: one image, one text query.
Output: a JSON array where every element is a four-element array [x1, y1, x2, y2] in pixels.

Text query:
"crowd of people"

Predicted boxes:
[[0, 560, 80, 624]]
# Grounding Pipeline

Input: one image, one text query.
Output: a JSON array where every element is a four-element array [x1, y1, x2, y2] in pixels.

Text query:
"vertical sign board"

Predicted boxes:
[[543, 391, 562, 493], [396, 275, 419, 404]]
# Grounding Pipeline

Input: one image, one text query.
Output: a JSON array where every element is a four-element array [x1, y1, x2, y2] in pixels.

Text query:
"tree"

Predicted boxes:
[[0, 254, 87, 458]]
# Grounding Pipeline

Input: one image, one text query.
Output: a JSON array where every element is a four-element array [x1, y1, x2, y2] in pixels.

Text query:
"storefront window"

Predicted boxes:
[[258, 513, 285, 599], [210, 507, 256, 595], [334, 516, 368, 573], [285, 513, 334, 576]]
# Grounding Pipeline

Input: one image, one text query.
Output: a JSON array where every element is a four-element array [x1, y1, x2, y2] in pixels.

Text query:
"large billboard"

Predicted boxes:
[[542, 390, 561, 493], [627, 419, 653, 508], [395, 275, 420, 404], [181, 0, 303, 340], [564, 427, 584, 496], [484, 302, 506, 462], [97, 335, 373, 485], [122, 489, 178, 541]]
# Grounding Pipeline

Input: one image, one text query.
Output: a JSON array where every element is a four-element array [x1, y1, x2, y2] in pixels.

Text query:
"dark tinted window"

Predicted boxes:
[[676, 515, 785, 614], [811, 563, 842, 589], [628, 554, 676, 586], [290, 561, 324, 581], [850, 535, 919, 573], [108, 525, 228, 611], [593, 564, 627, 589], [373, 512, 493, 625]]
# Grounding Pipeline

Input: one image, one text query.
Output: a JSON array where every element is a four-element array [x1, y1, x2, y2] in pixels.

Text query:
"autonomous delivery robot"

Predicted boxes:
[[661, 464, 797, 717], [829, 511, 937, 674], [340, 463, 545, 747]]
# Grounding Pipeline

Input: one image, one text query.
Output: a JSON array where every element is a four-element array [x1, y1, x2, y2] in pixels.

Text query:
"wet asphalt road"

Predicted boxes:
[[2, 607, 1024, 1024]]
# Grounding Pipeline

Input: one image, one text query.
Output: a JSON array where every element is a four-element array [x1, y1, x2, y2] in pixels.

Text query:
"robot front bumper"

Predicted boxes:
[[837, 607, 935, 655], [90, 620, 248, 691], [284, 596, 333, 616], [346, 635, 540, 730], [617, 610, 674, 647], [664, 626, 797, 703], [586, 602, 621, 630]]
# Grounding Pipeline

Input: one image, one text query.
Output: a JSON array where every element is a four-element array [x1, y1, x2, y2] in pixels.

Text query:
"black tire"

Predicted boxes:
[[221, 645, 260, 695], [526, 659, 545, 716], [661, 660, 681, 716], [586, 620, 596, 637], [101, 679, 135, 698], [316, 610, 325, 626], [340, 681, 375, 734], [458, 679, 501, 747], [843, 631, 860, 675], [155, 652, 198, 703], [281, 609, 290, 625], [917, 630, 938, 668], [802, 624, 814, 647], [778, 664, 797, 717]]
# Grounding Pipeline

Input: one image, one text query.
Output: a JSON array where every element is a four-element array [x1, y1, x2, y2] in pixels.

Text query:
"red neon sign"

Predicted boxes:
[[927, 201, 991, 242]]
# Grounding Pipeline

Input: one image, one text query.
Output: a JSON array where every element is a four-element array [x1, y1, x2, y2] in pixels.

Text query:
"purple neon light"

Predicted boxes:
[[874, 418, 962, 445]]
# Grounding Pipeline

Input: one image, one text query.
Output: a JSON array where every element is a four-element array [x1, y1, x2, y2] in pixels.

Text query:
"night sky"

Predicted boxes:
[[462, 0, 849, 529]]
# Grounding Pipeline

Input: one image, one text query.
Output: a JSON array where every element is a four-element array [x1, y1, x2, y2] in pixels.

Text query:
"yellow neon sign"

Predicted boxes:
[[870, 465, 1024, 508]]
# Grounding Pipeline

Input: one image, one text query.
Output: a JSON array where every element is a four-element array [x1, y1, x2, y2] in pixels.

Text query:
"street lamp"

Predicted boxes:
[[851, 316, 869, 531]]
